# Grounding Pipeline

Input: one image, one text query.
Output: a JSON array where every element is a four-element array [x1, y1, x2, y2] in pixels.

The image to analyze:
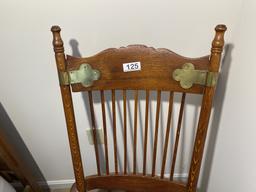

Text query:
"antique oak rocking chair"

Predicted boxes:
[[51, 24, 227, 192]]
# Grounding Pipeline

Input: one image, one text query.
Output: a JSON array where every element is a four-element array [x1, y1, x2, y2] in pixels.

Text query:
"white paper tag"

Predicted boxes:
[[123, 61, 141, 72]]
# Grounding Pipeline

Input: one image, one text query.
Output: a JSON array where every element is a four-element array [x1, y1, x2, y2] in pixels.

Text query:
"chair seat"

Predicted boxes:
[[71, 174, 186, 192]]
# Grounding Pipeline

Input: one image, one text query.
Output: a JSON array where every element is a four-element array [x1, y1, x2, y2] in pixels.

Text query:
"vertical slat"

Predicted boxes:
[[51, 26, 85, 192], [112, 90, 118, 174], [170, 93, 186, 180], [151, 90, 161, 177], [133, 90, 139, 174], [143, 90, 150, 175], [160, 91, 174, 178], [123, 90, 127, 174], [88, 91, 101, 176], [100, 90, 109, 175]]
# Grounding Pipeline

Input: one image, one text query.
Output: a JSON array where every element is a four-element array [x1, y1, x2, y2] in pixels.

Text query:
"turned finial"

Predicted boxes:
[[211, 24, 227, 54], [209, 24, 227, 71], [51, 25, 64, 53]]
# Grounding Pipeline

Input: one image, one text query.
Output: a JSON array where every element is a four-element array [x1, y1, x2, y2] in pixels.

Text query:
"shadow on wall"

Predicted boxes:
[[0, 103, 50, 192], [69, 39, 108, 173], [199, 44, 233, 192]]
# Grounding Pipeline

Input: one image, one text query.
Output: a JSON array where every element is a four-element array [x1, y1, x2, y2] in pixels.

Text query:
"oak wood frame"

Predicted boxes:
[[51, 25, 226, 192]]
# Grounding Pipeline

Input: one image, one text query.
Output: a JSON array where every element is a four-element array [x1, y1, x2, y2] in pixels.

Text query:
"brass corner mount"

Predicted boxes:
[[172, 63, 218, 89], [58, 63, 100, 87]]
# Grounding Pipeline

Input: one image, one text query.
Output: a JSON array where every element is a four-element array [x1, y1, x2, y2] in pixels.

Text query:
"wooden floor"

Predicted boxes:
[[51, 189, 122, 192], [51, 189, 108, 192], [51, 189, 70, 192]]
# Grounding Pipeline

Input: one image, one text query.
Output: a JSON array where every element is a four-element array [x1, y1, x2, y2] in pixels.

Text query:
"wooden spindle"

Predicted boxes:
[[187, 25, 226, 192], [133, 90, 139, 174], [160, 91, 174, 179], [51, 26, 85, 192], [170, 93, 186, 180], [123, 90, 127, 174], [100, 90, 109, 175], [151, 90, 161, 177], [143, 90, 150, 175], [88, 91, 101, 176], [112, 90, 118, 174]]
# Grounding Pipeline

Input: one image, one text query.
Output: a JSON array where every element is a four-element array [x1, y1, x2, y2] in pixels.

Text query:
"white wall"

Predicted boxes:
[[206, 0, 256, 191], [1, 0, 256, 191]]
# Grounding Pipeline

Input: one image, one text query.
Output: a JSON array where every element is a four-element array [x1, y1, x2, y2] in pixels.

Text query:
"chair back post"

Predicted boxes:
[[51, 26, 86, 192], [187, 25, 227, 192]]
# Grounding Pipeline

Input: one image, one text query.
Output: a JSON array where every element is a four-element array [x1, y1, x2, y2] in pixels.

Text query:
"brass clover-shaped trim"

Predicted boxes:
[[172, 63, 218, 89], [58, 64, 100, 87]]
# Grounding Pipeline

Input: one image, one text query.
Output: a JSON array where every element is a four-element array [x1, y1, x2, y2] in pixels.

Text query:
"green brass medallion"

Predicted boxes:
[[58, 64, 100, 87], [172, 63, 218, 89]]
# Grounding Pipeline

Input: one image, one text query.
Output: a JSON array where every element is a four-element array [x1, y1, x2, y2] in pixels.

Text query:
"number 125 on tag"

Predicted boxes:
[[123, 62, 141, 72]]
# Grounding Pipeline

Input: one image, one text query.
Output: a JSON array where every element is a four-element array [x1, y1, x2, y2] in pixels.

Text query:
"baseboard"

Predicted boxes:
[[47, 173, 188, 190], [47, 179, 75, 190]]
